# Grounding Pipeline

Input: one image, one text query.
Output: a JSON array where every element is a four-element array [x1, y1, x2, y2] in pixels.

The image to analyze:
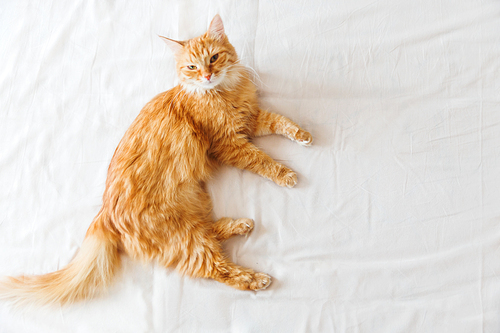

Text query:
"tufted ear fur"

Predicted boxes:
[[208, 14, 225, 39], [159, 36, 185, 55]]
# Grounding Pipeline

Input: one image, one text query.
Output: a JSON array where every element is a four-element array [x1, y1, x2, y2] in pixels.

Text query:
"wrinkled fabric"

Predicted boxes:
[[1, 0, 500, 332]]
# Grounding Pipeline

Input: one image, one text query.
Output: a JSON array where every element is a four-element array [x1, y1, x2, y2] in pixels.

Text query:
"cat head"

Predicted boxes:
[[160, 15, 240, 93]]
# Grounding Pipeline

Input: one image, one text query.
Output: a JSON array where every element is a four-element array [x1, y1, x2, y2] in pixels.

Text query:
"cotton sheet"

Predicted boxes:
[[1, 0, 500, 332]]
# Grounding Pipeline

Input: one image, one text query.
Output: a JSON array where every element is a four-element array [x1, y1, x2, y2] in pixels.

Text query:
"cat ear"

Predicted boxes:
[[159, 36, 185, 54], [208, 14, 225, 39]]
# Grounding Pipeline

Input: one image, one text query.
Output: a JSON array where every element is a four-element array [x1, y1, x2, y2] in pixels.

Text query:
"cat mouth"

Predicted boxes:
[[198, 74, 223, 89], [182, 72, 229, 93]]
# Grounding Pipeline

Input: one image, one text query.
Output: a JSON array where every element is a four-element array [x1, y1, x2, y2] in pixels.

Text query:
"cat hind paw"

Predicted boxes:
[[233, 218, 254, 235], [249, 273, 272, 291]]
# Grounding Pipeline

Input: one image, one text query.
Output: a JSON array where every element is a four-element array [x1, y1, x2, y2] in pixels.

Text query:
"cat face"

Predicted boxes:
[[176, 34, 238, 92], [161, 15, 239, 93]]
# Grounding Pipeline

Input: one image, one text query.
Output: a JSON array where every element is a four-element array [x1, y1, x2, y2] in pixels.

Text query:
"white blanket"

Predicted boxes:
[[1, 0, 500, 332]]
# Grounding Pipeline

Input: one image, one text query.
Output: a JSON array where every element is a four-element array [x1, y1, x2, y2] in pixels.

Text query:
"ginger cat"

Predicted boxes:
[[0, 14, 312, 306]]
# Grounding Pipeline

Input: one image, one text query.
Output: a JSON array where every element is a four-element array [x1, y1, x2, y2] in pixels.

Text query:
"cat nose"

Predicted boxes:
[[204, 74, 212, 81]]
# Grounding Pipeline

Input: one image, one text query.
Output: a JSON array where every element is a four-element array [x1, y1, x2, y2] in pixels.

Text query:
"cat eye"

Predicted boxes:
[[210, 54, 219, 63], [187, 65, 197, 70]]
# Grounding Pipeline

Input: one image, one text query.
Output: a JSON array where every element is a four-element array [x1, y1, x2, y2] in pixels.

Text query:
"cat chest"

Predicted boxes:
[[211, 101, 256, 134]]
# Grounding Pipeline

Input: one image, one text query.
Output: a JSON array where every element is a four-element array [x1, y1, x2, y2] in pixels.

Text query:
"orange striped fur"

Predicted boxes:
[[0, 14, 312, 306]]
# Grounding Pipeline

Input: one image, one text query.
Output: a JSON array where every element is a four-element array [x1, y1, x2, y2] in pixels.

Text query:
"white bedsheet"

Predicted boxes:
[[1, 0, 500, 332]]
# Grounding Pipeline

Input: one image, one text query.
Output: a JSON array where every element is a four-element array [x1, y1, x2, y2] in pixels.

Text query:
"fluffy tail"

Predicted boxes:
[[0, 215, 120, 306]]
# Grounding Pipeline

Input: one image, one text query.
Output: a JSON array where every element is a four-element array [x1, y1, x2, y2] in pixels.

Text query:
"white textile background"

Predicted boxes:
[[1, 0, 500, 332]]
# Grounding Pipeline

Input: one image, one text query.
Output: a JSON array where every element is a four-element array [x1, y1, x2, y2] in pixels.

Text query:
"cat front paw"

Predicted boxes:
[[295, 130, 313, 146], [275, 167, 297, 188]]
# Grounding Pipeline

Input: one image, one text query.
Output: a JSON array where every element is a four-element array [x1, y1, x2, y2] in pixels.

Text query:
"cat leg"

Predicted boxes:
[[211, 139, 297, 188], [175, 230, 271, 290], [254, 109, 313, 146], [213, 217, 254, 241], [210, 260, 271, 291]]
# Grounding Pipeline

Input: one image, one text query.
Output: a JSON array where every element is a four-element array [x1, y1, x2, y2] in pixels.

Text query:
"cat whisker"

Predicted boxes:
[[227, 62, 267, 89]]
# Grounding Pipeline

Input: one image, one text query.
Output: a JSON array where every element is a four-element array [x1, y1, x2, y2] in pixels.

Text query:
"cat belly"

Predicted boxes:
[[110, 178, 214, 264]]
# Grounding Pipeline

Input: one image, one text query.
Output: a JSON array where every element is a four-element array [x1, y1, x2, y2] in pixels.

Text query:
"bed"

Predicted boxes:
[[1, 0, 499, 332]]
